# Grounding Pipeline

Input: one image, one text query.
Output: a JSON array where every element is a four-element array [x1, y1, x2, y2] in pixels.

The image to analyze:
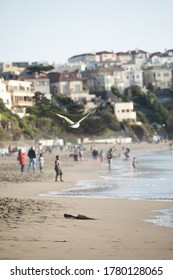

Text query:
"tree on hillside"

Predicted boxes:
[[27, 92, 57, 118], [26, 64, 54, 74], [111, 86, 121, 98], [53, 94, 85, 114], [124, 85, 141, 99]]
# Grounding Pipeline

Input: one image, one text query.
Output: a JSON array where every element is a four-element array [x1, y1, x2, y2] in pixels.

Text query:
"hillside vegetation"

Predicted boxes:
[[0, 87, 173, 142]]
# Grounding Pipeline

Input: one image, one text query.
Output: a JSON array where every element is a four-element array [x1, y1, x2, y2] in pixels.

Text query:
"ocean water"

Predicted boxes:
[[43, 149, 173, 228]]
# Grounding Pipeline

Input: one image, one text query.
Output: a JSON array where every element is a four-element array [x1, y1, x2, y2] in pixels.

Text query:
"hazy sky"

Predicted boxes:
[[1, 0, 173, 64]]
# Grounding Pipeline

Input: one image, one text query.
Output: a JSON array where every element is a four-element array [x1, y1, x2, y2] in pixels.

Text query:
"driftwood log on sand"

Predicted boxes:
[[64, 213, 97, 220]]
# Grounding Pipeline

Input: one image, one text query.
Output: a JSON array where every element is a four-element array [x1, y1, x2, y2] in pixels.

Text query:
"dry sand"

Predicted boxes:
[[0, 142, 173, 260]]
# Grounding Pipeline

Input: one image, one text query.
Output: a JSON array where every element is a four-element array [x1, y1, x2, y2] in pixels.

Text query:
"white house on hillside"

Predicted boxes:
[[68, 53, 96, 64], [95, 51, 117, 62], [122, 60, 143, 88], [0, 78, 11, 109], [114, 102, 137, 124], [19, 74, 51, 100], [48, 71, 95, 103], [84, 66, 125, 92], [143, 66, 172, 88], [149, 51, 173, 65], [0, 62, 29, 80], [68, 51, 117, 65], [5, 80, 34, 118]]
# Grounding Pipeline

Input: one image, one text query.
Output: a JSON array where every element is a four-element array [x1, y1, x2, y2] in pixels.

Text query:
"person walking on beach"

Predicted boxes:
[[18, 148, 25, 172], [54, 155, 63, 182], [132, 157, 138, 170], [38, 153, 44, 173], [124, 146, 130, 160], [107, 148, 113, 170], [28, 146, 36, 172], [99, 150, 104, 163], [92, 148, 99, 163], [78, 150, 84, 161]]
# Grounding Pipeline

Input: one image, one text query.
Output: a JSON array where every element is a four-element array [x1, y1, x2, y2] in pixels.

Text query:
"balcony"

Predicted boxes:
[[12, 100, 34, 107]]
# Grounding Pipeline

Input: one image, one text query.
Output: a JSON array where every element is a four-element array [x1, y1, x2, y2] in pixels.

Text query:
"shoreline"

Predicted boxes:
[[0, 142, 173, 260]]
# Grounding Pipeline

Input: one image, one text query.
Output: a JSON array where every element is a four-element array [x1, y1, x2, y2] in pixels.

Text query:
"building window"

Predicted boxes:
[[65, 74, 70, 79], [36, 81, 48, 86], [19, 85, 25, 90], [159, 81, 165, 87], [75, 84, 81, 92], [53, 86, 57, 94], [62, 85, 68, 94]]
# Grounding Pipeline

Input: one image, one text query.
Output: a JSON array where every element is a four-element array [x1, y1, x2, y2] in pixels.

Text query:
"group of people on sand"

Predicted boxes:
[[91, 145, 137, 171], [17, 146, 44, 173], [91, 148, 105, 163], [17, 143, 137, 183], [70, 149, 84, 162], [106, 147, 138, 171], [17, 146, 64, 182]]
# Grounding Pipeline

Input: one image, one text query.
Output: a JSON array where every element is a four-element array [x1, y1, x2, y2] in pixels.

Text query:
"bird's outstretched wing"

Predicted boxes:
[[56, 113, 74, 125], [78, 110, 96, 124]]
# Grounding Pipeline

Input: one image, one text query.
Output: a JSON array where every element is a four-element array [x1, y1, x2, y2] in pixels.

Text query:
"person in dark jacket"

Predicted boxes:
[[28, 146, 36, 172]]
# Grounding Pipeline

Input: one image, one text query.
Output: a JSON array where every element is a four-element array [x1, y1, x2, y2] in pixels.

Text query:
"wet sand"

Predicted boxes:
[[0, 142, 173, 260]]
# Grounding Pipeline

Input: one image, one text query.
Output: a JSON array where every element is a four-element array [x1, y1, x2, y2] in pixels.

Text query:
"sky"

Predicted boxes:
[[1, 0, 173, 64]]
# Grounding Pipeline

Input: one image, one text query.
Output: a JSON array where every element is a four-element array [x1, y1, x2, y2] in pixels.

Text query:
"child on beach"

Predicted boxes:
[[38, 153, 44, 173], [124, 146, 130, 160], [17, 148, 25, 172], [132, 157, 138, 170], [99, 150, 104, 163], [78, 150, 84, 161]]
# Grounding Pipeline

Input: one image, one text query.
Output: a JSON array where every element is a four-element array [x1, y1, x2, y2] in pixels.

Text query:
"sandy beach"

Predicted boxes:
[[0, 142, 173, 260]]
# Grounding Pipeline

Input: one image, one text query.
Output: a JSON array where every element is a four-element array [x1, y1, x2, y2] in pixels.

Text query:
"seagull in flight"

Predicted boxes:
[[56, 110, 96, 128]]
